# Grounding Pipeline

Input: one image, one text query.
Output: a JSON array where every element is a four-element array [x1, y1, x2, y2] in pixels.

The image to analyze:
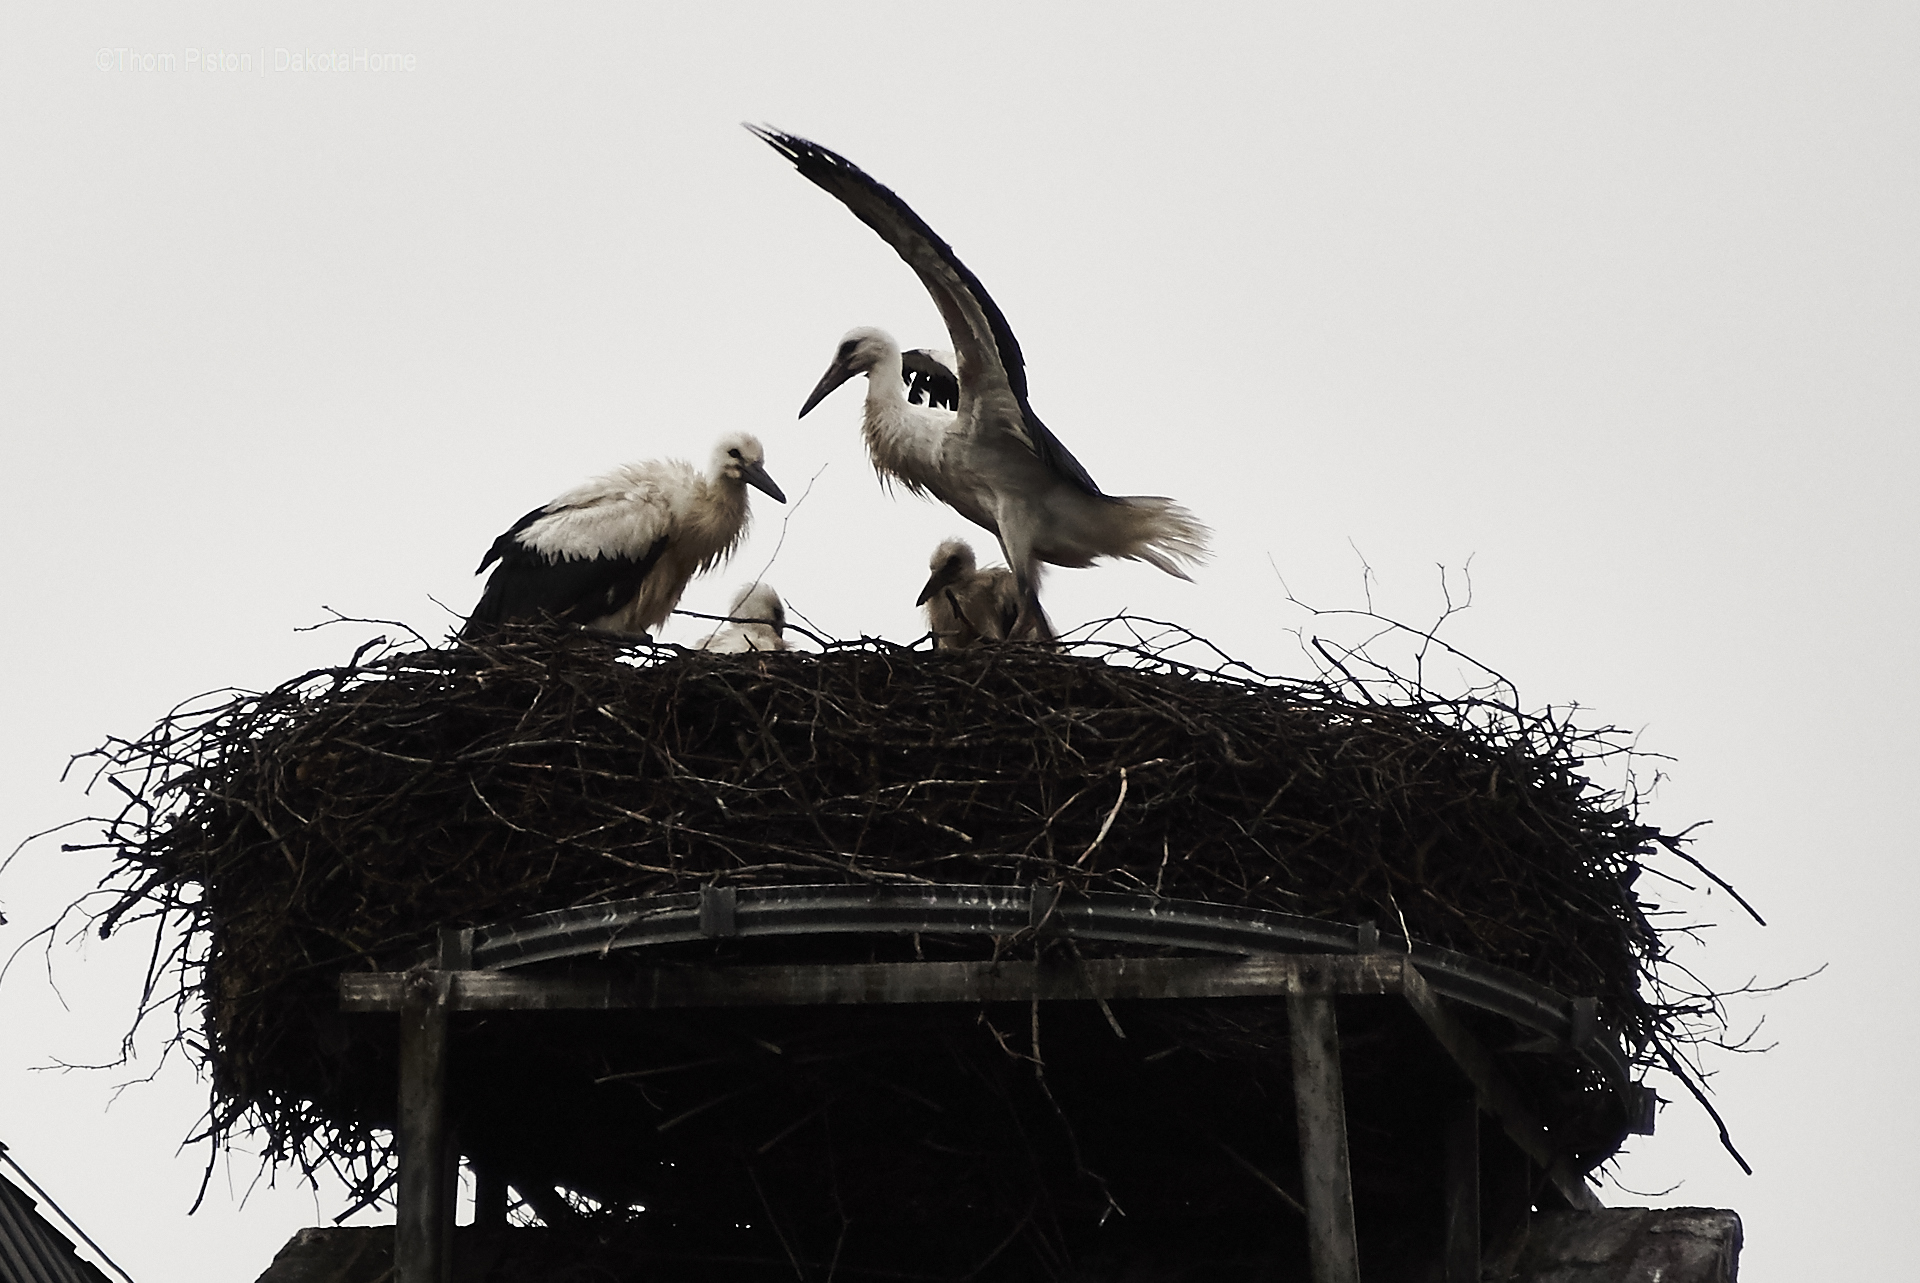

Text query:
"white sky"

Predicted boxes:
[[1, 5, 1914, 1280]]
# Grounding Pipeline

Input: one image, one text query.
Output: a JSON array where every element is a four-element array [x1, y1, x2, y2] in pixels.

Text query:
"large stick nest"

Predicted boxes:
[[65, 619, 1730, 1277]]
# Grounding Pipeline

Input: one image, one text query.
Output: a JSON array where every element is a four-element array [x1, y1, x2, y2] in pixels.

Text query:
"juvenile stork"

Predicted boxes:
[[918, 538, 1051, 649], [461, 434, 785, 639], [694, 582, 789, 653], [751, 125, 1210, 632]]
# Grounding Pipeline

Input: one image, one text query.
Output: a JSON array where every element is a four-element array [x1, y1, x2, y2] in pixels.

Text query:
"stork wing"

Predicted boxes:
[[475, 503, 550, 574], [750, 126, 1104, 498], [463, 534, 669, 635], [464, 466, 681, 635]]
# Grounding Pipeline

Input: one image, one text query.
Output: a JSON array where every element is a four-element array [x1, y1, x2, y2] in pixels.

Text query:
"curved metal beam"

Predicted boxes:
[[457, 883, 1631, 1088]]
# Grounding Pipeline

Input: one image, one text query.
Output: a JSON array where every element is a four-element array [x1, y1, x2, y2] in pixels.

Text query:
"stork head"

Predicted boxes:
[[729, 581, 786, 634], [799, 327, 900, 417], [916, 538, 977, 606], [713, 433, 787, 503]]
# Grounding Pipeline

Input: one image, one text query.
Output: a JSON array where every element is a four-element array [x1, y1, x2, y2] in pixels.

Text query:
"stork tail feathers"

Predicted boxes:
[[1108, 497, 1211, 580]]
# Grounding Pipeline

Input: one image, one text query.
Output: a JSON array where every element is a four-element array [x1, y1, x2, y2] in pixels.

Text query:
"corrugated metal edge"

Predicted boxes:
[[0, 1167, 111, 1283]]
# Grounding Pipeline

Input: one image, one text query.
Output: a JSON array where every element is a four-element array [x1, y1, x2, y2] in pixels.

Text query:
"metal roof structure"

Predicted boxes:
[[0, 1145, 112, 1283]]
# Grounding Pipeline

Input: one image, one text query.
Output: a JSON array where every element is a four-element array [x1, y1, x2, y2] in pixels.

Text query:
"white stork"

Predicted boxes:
[[751, 126, 1210, 633], [918, 538, 1051, 649], [461, 433, 785, 639], [694, 581, 789, 653]]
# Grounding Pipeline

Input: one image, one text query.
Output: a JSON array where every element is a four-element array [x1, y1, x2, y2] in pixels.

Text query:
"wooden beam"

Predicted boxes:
[[341, 954, 1408, 1013], [1443, 1097, 1480, 1283], [1288, 993, 1361, 1283], [1397, 965, 1600, 1213], [395, 968, 452, 1283]]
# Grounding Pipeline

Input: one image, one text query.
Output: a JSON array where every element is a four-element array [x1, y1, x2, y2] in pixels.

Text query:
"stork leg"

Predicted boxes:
[[1010, 593, 1047, 641], [992, 514, 1045, 641], [1003, 552, 1050, 644], [1013, 593, 1056, 644]]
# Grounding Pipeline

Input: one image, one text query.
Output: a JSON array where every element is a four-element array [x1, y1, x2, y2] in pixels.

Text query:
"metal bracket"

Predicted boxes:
[[1625, 1083, 1658, 1136], [437, 927, 474, 971], [1030, 884, 1061, 932], [1569, 997, 1598, 1051], [698, 886, 738, 938]]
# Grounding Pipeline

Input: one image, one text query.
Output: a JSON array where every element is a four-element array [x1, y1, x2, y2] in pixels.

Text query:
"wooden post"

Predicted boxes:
[[1443, 1097, 1480, 1283], [439, 1132, 459, 1250], [1288, 992, 1361, 1283], [397, 966, 452, 1283]]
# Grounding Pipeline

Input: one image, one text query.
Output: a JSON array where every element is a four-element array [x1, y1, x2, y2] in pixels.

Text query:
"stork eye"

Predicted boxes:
[[838, 340, 858, 358], [728, 448, 743, 459]]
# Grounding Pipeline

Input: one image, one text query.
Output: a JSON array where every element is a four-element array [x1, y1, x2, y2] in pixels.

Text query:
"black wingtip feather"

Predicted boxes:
[[900, 349, 960, 411], [746, 123, 1032, 401], [461, 535, 671, 640]]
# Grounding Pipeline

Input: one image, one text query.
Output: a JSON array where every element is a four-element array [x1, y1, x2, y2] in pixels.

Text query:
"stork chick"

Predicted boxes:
[[918, 538, 1052, 648], [695, 581, 789, 653], [462, 434, 785, 639]]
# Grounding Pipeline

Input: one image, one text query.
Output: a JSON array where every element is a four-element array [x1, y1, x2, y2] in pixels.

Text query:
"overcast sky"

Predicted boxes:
[[2, 5, 1915, 1280]]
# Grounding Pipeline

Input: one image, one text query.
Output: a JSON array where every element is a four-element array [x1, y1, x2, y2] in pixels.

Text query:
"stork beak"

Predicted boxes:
[[744, 461, 787, 504], [915, 573, 941, 607], [798, 357, 856, 418]]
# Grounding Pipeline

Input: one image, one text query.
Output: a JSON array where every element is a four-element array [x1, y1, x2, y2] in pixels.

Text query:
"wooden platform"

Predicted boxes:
[[338, 885, 1649, 1283]]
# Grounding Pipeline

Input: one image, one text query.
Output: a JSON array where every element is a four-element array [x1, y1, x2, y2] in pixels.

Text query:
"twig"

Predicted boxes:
[[1074, 769, 1128, 867]]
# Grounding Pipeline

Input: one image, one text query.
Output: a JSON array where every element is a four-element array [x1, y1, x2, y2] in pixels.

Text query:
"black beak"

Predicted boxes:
[[744, 461, 787, 504], [915, 573, 943, 607], [799, 357, 856, 418]]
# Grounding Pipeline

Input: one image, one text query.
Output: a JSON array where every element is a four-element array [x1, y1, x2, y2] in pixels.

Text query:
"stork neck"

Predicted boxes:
[[863, 348, 907, 411], [699, 475, 749, 531]]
